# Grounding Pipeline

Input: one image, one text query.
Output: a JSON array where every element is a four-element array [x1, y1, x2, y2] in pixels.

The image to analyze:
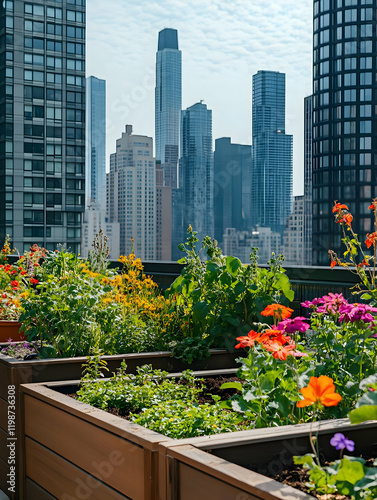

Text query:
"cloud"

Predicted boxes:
[[86, 0, 313, 194]]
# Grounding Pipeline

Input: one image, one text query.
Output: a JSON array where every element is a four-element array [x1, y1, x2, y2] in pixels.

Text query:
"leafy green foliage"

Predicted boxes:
[[294, 453, 377, 499], [76, 362, 248, 438], [349, 375, 377, 424], [167, 227, 294, 358]]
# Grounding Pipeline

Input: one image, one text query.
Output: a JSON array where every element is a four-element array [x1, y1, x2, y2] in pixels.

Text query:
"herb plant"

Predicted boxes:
[[76, 360, 246, 438]]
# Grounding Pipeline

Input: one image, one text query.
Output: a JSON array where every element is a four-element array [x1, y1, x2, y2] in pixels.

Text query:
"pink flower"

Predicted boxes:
[[339, 303, 377, 324], [301, 298, 322, 308], [277, 317, 310, 334]]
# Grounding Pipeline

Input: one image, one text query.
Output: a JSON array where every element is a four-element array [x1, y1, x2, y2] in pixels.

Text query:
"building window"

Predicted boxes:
[[24, 70, 44, 82], [47, 23, 62, 36], [67, 10, 85, 23], [24, 37, 44, 50], [24, 20, 44, 33], [24, 3, 44, 16]]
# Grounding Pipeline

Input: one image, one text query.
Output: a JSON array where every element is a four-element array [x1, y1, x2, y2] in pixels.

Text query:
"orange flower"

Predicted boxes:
[[261, 304, 293, 320], [332, 202, 349, 214], [235, 330, 261, 349], [336, 213, 353, 226], [297, 376, 342, 408], [330, 260, 337, 269], [262, 329, 291, 345], [365, 232, 377, 249], [263, 341, 297, 361]]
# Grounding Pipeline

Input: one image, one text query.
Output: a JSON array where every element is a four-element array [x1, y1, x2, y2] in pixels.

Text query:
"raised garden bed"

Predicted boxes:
[[0, 348, 241, 500], [158, 419, 377, 499], [19, 369, 239, 500]]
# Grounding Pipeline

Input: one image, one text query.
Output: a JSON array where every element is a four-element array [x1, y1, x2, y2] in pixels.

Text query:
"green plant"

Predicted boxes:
[[167, 226, 294, 357], [348, 374, 377, 424], [19, 247, 117, 357], [76, 362, 248, 438]]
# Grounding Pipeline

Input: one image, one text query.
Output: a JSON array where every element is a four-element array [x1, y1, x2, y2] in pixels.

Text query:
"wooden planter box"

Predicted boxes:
[[0, 349, 241, 500], [0, 322, 26, 343], [19, 369, 239, 500], [158, 419, 377, 500]]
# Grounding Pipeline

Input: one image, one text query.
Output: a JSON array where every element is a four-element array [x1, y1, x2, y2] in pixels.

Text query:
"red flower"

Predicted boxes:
[[30, 278, 39, 285], [332, 202, 349, 214], [297, 376, 342, 408], [357, 258, 370, 268], [10, 280, 19, 288], [235, 330, 261, 349]]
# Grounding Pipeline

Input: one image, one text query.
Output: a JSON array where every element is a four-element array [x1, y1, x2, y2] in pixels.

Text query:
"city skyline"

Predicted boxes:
[[86, 0, 313, 196]]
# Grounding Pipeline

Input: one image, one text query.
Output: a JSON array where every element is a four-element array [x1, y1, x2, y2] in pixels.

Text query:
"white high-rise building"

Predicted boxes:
[[283, 195, 304, 265], [107, 125, 156, 260], [86, 76, 106, 211]]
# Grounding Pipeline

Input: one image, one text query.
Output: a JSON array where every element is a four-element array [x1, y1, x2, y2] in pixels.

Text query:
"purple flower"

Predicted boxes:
[[339, 303, 377, 324], [277, 317, 310, 334], [330, 433, 355, 452]]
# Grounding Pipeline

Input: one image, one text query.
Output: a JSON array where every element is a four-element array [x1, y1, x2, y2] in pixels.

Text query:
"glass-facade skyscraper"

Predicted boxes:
[[155, 28, 182, 188], [312, 0, 377, 265], [0, 0, 86, 254], [86, 76, 106, 211], [251, 71, 293, 235], [179, 102, 214, 249]]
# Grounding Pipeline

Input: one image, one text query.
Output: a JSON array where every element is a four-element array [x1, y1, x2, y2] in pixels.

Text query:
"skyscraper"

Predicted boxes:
[[86, 76, 106, 211], [283, 195, 304, 265], [155, 28, 182, 188], [251, 71, 293, 236], [213, 137, 252, 245], [304, 95, 313, 266], [0, 0, 86, 254], [312, 0, 377, 265], [107, 125, 156, 260], [179, 102, 214, 250]]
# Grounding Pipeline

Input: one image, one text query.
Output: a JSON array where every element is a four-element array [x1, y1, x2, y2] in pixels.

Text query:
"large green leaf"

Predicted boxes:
[[226, 256, 242, 277], [348, 405, 377, 424], [192, 301, 209, 322], [335, 458, 365, 495]]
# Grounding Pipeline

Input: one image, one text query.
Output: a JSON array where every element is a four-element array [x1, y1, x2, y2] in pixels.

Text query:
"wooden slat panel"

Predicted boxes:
[[164, 445, 312, 500], [0, 398, 8, 432], [178, 462, 262, 500], [24, 395, 145, 500], [25, 438, 130, 500], [0, 362, 10, 400], [25, 478, 57, 500]]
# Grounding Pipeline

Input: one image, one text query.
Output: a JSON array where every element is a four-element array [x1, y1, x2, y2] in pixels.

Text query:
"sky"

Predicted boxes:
[[86, 0, 313, 196]]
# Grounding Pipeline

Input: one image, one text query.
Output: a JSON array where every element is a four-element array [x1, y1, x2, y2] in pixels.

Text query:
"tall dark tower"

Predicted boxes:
[[312, 0, 376, 264]]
